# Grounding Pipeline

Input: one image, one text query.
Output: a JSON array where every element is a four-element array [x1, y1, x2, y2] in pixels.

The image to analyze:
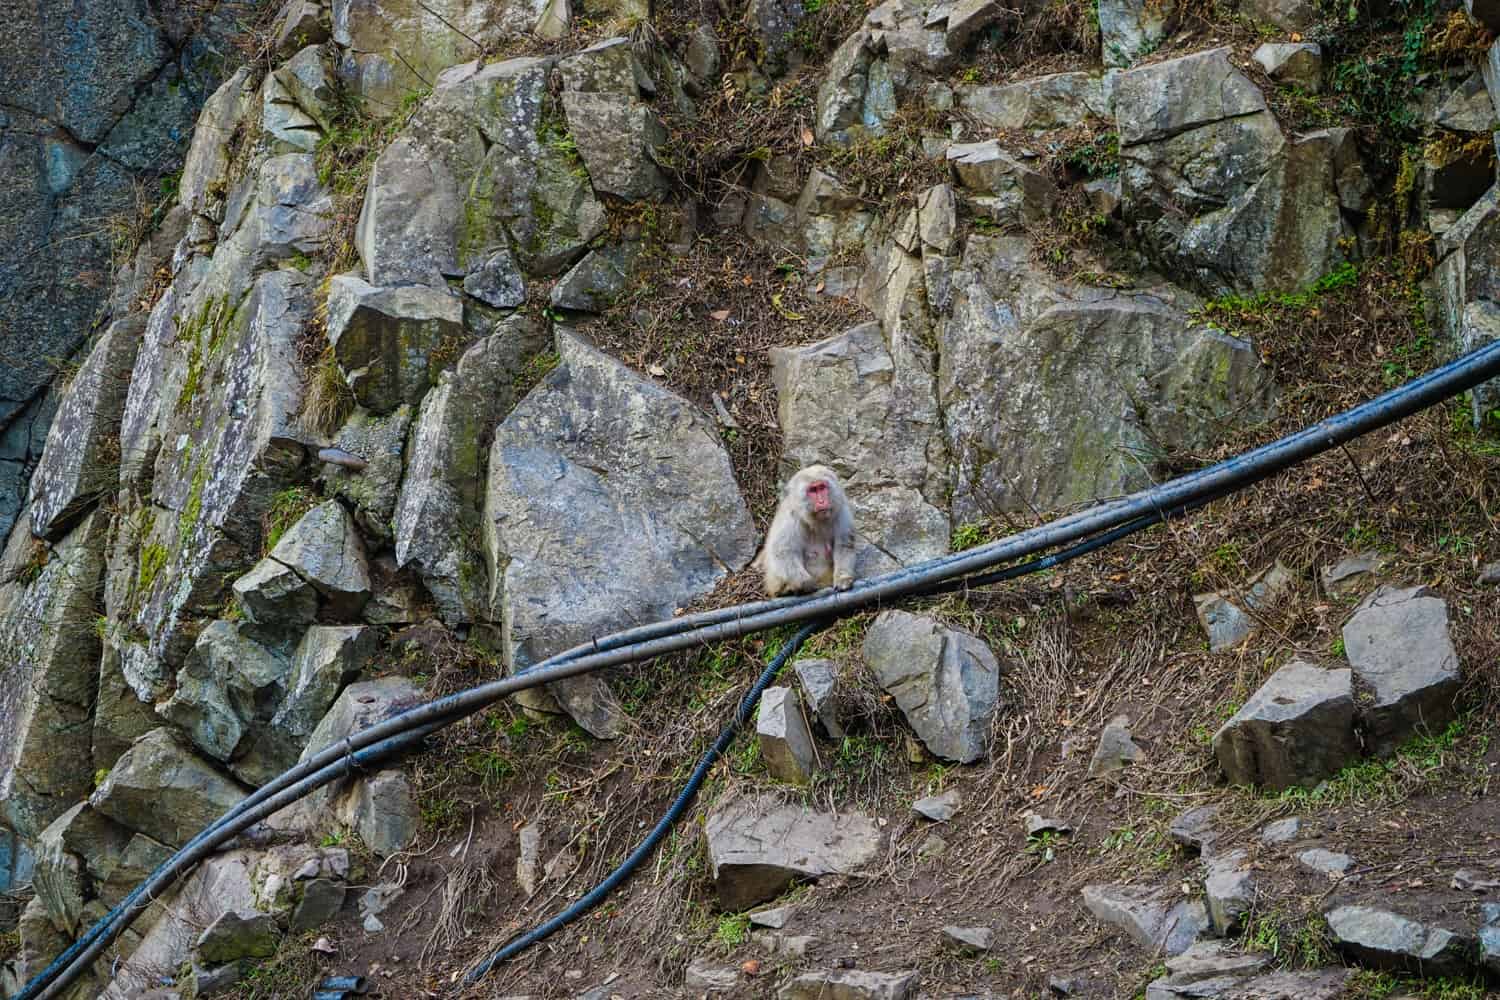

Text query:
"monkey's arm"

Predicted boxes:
[[832, 521, 857, 590]]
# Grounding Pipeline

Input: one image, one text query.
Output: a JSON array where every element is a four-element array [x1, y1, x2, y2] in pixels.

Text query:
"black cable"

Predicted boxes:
[[21, 338, 1500, 1000]]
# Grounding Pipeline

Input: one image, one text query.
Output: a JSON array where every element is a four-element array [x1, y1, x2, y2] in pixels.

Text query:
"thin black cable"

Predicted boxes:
[[21, 338, 1500, 1000], [463, 619, 831, 985]]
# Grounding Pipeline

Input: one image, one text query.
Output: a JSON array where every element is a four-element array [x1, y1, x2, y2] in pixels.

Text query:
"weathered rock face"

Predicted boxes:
[[940, 236, 1277, 519], [393, 314, 549, 624], [861, 611, 1002, 763], [1213, 660, 1358, 791], [772, 320, 950, 571], [0, 512, 109, 839], [704, 795, 884, 909], [484, 332, 758, 737], [327, 276, 469, 414], [1341, 585, 1461, 753], [1115, 47, 1348, 295], [28, 318, 145, 541]]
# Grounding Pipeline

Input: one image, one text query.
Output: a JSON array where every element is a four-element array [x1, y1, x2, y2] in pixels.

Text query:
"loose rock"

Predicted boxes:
[[793, 659, 846, 739], [1324, 904, 1471, 975], [758, 686, 818, 785], [1081, 884, 1209, 956], [1297, 848, 1353, 876], [1203, 849, 1254, 935], [1213, 660, 1358, 791], [942, 925, 994, 953], [704, 796, 883, 909], [1342, 585, 1461, 754], [1252, 43, 1323, 92], [1089, 714, 1143, 777], [1260, 816, 1302, 845], [912, 790, 960, 822], [1168, 805, 1219, 855], [780, 969, 918, 1000]]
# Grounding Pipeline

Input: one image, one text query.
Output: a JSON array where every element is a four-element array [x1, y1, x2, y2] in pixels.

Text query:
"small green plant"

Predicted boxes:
[[1062, 130, 1120, 178], [93, 768, 111, 788], [320, 829, 347, 847], [714, 911, 751, 949], [951, 521, 988, 550], [1024, 829, 1065, 861], [464, 749, 515, 789], [1330, 636, 1346, 658], [137, 542, 168, 591], [264, 487, 318, 553]]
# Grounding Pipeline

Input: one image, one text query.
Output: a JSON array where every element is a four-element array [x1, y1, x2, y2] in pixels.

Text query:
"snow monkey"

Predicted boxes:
[[756, 465, 858, 597]]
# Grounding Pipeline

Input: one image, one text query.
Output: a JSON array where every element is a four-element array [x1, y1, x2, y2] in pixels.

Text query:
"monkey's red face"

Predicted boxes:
[[804, 479, 832, 517]]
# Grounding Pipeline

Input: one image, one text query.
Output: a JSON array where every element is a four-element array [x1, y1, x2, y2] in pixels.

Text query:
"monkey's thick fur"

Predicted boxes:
[[754, 465, 858, 597]]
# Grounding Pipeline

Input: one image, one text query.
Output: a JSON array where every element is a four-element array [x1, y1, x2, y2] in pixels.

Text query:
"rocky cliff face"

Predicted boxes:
[[2, 0, 1498, 993]]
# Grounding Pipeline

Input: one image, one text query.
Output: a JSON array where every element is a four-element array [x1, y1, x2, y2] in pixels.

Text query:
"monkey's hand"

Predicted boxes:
[[833, 574, 854, 591]]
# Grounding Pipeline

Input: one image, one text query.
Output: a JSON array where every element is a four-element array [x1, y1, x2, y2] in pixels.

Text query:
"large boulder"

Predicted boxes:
[[0, 512, 110, 838], [704, 795, 884, 909], [940, 236, 1277, 519], [560, 92, 668, 200], [1324, 905, 1471, 976], [265, 500, 372, 618], [771, 320, 950, 573], [1212, 660, 1358, 791], [483, 332, 758, 737], [28, 316, 144, 541], [33, 803, 131, 935], [1341, 585, 1461, 753], [393, 315, 549, 624], [91, 728, 248, 848], [861, 611, 1002, 763], [815, 31, 896, 147], [958, 72, 1112, 131], [1115, 48, 1347, 294], [158, 620, 293, 767]]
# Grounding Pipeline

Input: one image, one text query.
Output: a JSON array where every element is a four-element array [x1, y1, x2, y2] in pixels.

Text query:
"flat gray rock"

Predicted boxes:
[[1194, 563, 1294, 652], [1089, 714, 1143, 777], [704, 795, 883, 909], [1321, 551, 1382, 594], [684, 957, 738, 991], [780, 969, 918, 1000], [942, 925, 994, 953], [912, 789, 960, 822], [1168, 805, 1219, 854], [1325, 904, 1471, 975], [1297, 848, 1353, 876], [862, 611, 1001, 763], [1213, 660, 1357, 791], [1082, 884, 1209, 956], [1342, 585, 1460, 753], [1260, 816, 1302, 845]]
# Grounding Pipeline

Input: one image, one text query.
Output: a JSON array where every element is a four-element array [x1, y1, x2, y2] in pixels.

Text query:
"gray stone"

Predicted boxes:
[[1477, 561, 1499, 585], [232, 557, 319, 627], [815, 31, 896, 147], [1168, 805, 1218, 854], [793, 659, 846, 738], [745, 0, 806, 75], [912, 789, 960, 822], [1252, 43, 1322, 92], [771, 321, 950, 573], [275, 47, 335, 130], [33, 803, 131, 935], [1297, 848, 1353, 876], [326, 275, 468, 414], [1324, 905, 1471, 976], [1164, 940, 1268, 981], [262, 72, 322, 152], [463, 247, 527, 309], [345, 768, 419, 856], [684, 26, 722, 82], [1321, 551, 1382, 594], [518, 822, 542, 896], [1089, 715, 1143, 777], [268, 500, 371, 618], [1243, 0, 1318, 30], [158, 619, 291, 765], [685, 957, 739, 991], [751, 930, 817, 957], [91, 728, 248, 848], [1081, 885, 1209, 956], [862, 611, 1001, 763], [320, 404, 413, 545], [942, 925, 994, 953], [1193, 563, 1295, 652], [751, 905, 793, 929], [944, 0, 1005, 50], [484, 332, 757, 737], [758, 686, 818, 785], [917, 833, 948, 859], [917, 184, 957, 254], [550, 243, 641, 313], [780, 969, 918, 1000], [1213, 660, 1358, 791], [28, 317, 144, 540], [945, 141, 1057, 228], [355, 135, 461, 285], [959, 73, 1112, 131], [1260, 816, 1301, 845], [1099, 0, 1173, 68], [272, 0, 330, 58], [1342, 585, 1461, 753], [196, 910, 280, 964], [189, 959, 246, 997], [704, 795, 883, 909], [394, 315, 548, 624], [290, 877, 346, 931], [1115, 48, 1266, 146], [1023, 812, 1072, 836], [561, 92, 667, 200], [0, 512, 109, 838], [1204, 849, 1254, 935], [1084, 176, 1122, 216]]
